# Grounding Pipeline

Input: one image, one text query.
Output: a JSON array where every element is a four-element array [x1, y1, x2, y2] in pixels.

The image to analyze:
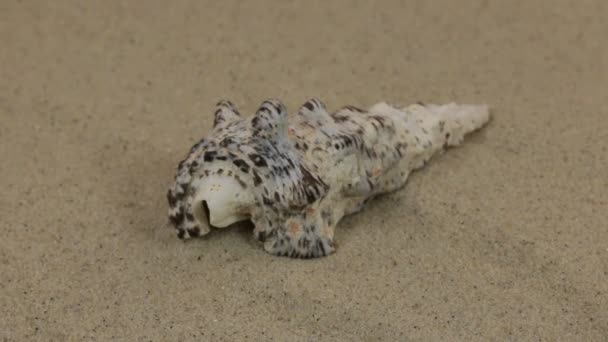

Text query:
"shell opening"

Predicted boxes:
[[192, 176, 255, 229]]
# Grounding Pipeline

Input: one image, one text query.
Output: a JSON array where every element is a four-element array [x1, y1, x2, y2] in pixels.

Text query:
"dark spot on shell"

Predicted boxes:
[[317, 240, 326, 256], [251, 117, 260, 128], [233, 159, 250, 173], [303, 101, 315, 111], [234, 175, 247, 188], [177, 184, 188, 197], [299, 237, 311, 249], [166, 190, 177, 207], [343, 105, 364, 113], [248, 153, 268, 167], [252, 170, 263, 186], [220, 137, 235, 147], [203, 151, 217, 162], [257, 231, 267, 242], [371, 116, 386, 128], [170, 209, 185, 226], [299, 166, 328, 204], [333, 115, 349, 123], [262, 196, 273, 206], [187, 227, 200, 237]]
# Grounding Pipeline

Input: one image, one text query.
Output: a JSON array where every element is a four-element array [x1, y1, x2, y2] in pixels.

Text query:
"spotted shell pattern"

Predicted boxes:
[[167, 99, 490, 258]]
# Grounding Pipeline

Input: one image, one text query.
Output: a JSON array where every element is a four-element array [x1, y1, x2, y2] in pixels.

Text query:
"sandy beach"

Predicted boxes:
[[1, 1, 607, 340]]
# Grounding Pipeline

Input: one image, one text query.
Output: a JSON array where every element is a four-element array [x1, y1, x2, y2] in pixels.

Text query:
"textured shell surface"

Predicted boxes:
[[167, 98, 490, 258]]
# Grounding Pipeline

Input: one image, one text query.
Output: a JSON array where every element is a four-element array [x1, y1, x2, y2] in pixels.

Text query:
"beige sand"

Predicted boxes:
[[1, 1, 607, 340]]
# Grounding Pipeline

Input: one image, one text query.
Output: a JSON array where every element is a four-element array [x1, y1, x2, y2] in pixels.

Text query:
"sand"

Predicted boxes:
[[1, 1, 607, 340]]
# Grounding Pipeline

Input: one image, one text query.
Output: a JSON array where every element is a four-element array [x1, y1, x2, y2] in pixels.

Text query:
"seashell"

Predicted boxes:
[[167, 98, 490, 258]]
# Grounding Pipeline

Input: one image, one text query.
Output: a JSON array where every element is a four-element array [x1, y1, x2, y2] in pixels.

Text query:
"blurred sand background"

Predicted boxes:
[[1, 1, 607, 340]]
